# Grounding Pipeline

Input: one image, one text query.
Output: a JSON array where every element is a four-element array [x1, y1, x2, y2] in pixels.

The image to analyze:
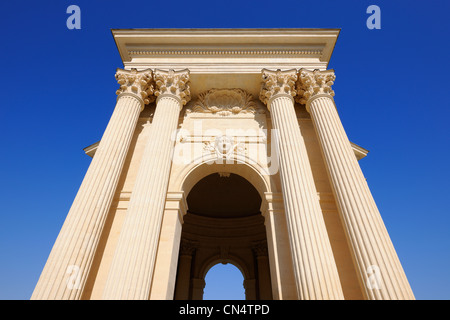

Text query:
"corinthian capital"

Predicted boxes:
[[179, 239, 198, 256], [115, 68, 155, 105], [259, 69, 297, 106], [154, 69, 191, 106], [252, 240, 268, 257], [296, 69, 335, 105]]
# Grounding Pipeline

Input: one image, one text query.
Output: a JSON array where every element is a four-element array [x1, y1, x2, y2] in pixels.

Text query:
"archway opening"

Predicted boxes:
[[203, 263, 245, 300], [186, 172, 261, 218], [174, 172, 272, 300]]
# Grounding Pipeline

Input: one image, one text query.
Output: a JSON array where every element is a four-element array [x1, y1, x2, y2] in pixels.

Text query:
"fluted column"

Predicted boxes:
[[260, 69, 344, 300], [297, 69, 415, 300], [102, 69, 191, 300], [31, 69, 154, 300]]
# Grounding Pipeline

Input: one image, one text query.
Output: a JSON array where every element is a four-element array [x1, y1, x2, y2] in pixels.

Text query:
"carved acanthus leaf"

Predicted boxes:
[[296, 69, 335, 104], [154, 69, 191, 105], [187, 88, 262, 116], [259, 69, 297, 105], [252, 240, 268, 257], [115, 68, 155, 104], [179, 239, 198, 256]]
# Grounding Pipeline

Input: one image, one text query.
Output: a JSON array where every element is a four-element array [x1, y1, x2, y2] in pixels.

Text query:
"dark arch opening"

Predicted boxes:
[[186, 172, 262, 218], [174, 172, 272, 300]]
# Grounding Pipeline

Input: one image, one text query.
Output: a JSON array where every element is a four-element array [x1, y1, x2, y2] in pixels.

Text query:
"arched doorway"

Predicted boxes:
[[173, 172, 273, 300]]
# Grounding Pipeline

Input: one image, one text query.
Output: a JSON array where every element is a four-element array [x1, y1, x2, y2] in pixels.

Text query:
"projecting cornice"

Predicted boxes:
[[112, 28, 339, 73]]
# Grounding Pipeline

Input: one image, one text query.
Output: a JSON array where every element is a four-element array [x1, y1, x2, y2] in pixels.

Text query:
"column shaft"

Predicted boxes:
[[269, 95, 344, 299], [308, 95, 415, 299], [174, 238, 198, 300], [174, 255, 193, 300], [102, 95, 181, 299], [256, 256, 272, 299], [31, 93, 143, 300]]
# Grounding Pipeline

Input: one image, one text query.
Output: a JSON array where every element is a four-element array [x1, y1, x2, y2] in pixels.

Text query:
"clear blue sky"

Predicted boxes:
[[0, 0, 449, 300]]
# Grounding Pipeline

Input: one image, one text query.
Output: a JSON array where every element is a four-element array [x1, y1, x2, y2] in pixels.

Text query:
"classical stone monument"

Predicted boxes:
[[32, 29, 415, 300]]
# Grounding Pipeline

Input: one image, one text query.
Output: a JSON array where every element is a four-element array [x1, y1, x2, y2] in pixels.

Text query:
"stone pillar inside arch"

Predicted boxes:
[[252, 241, 272, 300], [174, 239, 198, 300]]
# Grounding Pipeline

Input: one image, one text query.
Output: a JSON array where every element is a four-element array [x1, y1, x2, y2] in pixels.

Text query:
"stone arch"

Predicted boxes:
[[176, 154, 278, 199], [172, 155, 275, 300]]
